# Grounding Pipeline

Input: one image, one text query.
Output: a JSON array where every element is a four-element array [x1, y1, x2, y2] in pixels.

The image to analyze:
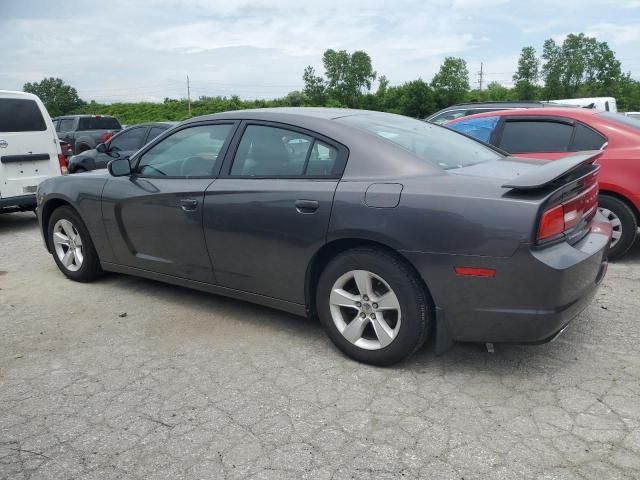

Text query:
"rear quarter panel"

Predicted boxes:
[[329, 174, 540, 257]]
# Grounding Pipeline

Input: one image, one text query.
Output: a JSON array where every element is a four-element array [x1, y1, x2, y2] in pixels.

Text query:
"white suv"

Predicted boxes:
[[0, 90, 66, 213]]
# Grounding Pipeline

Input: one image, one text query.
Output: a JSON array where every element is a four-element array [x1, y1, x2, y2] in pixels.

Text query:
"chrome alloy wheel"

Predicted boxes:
[[329, 270, 401, 350], [52, 219, 84, 272], [599, 207, 622, 248]]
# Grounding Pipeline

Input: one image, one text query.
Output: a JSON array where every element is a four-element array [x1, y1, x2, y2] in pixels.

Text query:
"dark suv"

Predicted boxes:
[[425, 101, 572, 125]]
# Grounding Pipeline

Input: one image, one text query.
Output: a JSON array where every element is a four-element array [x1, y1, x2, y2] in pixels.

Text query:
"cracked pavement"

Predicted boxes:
[[1, 212, 639, 479]]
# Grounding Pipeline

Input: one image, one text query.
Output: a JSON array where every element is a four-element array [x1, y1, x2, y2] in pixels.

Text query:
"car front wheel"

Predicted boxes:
[[48, 206, 102, 282], [316, 247, 430, 366], [599, 195, 638, 259]]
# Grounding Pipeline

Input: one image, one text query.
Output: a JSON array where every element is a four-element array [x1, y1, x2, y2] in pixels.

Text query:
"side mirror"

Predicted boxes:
[[96, 143, 108, 153], [107, 158, 131, 177]]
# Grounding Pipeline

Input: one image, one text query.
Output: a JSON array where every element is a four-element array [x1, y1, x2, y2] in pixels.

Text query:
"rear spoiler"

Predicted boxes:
[[502, 151, 602, 190]]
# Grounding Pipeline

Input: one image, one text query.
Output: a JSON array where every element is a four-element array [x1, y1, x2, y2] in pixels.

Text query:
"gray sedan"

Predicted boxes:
[[36, 108, 612, 365]]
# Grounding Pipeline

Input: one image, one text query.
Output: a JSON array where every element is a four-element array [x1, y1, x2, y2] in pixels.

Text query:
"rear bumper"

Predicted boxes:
[[0, 194, 37, 210], [403, 216, 612, 344]]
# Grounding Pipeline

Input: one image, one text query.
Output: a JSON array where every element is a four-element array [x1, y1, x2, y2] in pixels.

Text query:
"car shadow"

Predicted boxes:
[[0, 212, 38, 233], [97, 269, 605, 373]]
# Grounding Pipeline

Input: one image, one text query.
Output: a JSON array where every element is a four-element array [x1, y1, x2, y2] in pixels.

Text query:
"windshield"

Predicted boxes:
[[598, 112, 640, 131], [337, 113, 502, 169]]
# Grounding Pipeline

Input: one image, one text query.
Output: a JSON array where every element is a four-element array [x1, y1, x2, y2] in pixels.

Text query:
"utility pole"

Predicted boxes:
[[187, 75, 191, 115], [477, 62, 484, 91]]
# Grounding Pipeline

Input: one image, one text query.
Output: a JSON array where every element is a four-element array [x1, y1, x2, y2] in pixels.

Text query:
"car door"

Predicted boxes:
[[98, 126, 149, 168], [56, 117, 75, 144], [101, 122, 237, 283], [493, 117, 576, 160], [203, 121, 348, 304]]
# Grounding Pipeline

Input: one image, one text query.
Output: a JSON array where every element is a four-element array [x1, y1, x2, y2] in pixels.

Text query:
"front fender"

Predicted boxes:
[[37, 175, 115, 262]]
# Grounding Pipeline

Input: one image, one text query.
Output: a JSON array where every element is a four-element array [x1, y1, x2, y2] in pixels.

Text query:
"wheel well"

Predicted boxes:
[[40, 199, 74, 252], [600, 190, 640, 223], [75, 143, 91, 153], [304, 238, 435, 319]]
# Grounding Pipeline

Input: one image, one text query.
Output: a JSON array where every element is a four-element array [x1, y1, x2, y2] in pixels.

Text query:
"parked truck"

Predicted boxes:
[[52, 115, 122, 154]]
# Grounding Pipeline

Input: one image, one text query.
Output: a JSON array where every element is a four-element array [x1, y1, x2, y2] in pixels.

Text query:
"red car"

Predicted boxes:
[[447, 108, 640, 258]]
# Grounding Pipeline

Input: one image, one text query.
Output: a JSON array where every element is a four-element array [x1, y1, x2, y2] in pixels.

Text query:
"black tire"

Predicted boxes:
[[48, 206, 102, 282], [599, 195, 638, 260], [316, 247, 430, 366]]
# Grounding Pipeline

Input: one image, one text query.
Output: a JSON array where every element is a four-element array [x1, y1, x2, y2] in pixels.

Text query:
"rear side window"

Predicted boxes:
[[148, 126, 168, 140], [571, 124, 606, 151], [499, 120, 573, 153], [231, 125, 313, 177], [0, 98, 46, 132], [78, 117, 121, 130], [447, 116, 499, 143]]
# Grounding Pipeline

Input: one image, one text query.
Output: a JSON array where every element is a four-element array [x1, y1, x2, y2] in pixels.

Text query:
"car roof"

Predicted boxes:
[[186, 107, 367, 123], [446, 107, 600, 123], [53, 114, 119, 119], [0, 90, 42, 101], [445, 101, 546, 108]]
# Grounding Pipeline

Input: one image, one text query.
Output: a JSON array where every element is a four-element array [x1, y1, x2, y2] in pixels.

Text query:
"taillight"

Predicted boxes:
[[537, 182, 599, 242], [538, 204, 565, 240], [102, 132, 112, 143], [58, 153, 69, 175]]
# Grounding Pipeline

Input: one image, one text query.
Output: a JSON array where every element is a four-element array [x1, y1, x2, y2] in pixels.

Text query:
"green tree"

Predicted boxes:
[[513, 46, 539, 100], [284, 90, 305, 106], [302, 66, 327, 105], [541, 33, 622, 99], [321, 49, 377, 107], [431, 57, 470, 109], [23, 77, 84, 116]]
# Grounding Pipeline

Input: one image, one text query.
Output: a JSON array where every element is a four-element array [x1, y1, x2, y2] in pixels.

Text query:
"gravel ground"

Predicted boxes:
[[1, 211, 639, 480]]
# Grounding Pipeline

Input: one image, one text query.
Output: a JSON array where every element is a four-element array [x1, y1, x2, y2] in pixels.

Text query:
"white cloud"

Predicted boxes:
[[0, 0, 638, 101]]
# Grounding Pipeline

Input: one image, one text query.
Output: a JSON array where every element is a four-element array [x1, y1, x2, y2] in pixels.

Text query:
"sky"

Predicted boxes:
[[1, 0, 640, 103]]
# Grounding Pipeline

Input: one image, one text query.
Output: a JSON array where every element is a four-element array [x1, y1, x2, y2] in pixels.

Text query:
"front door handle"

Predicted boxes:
[[295, 199, 319, 213], [179, 199, 199, 211]]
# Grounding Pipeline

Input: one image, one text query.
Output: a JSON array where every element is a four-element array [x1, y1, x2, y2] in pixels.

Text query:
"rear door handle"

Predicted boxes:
[[295, 199, 319, 213], [179, 199, 199, 211]]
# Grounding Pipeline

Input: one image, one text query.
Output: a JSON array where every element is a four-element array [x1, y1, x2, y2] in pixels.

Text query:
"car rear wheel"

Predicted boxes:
[[598, 195, 637, 259], [48, 206, 102, 282], [316, 247, 430, 366]]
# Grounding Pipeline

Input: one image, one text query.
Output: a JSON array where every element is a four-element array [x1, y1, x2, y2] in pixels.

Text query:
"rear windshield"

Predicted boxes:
[[598, 112, 640, 131], [0, 98, 46, 132], [337, 113, 502, 169], [78, 116, 121, 130]]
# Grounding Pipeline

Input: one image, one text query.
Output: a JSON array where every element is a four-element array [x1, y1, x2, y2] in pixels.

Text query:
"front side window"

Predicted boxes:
[[338, 113, 501, 170], [0, 99, 46, 132], [231, 125, 313, 177], [109, 127, 147, 152], [136, 124, 233, 177], [447, 116, 499, 144], [498, 120, 573, 153]]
